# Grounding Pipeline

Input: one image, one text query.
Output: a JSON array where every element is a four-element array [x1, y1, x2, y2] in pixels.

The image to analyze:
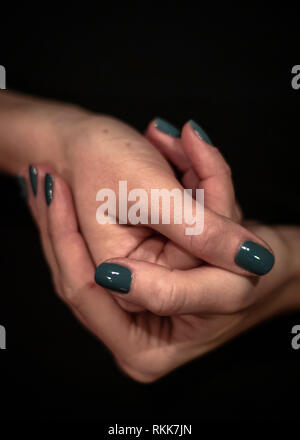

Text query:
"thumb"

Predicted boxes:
[[150, 189, 275, 276], [94, 258, 254, 315]]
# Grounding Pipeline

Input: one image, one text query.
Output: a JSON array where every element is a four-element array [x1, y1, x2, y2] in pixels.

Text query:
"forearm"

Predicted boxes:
[[0, 90, 90, 174]]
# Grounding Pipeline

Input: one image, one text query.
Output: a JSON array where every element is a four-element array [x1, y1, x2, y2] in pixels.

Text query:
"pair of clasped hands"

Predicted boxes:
[[18, 108, 299, 383]]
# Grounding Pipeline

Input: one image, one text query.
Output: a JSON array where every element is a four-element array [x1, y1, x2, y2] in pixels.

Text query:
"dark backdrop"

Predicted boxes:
[[0, 5, 300, 422]]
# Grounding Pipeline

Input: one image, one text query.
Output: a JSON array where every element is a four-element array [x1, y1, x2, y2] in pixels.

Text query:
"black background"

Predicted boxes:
[[0, 5, 300, 422]]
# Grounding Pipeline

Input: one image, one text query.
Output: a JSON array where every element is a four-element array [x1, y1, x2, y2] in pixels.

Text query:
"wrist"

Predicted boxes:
[[247, 223, 300, 285], [0, 90, 92, 174], [248, 224, 300, 319]]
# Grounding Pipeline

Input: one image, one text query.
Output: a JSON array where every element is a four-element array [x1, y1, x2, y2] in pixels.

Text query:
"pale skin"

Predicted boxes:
[[1, 90, 300, 382]]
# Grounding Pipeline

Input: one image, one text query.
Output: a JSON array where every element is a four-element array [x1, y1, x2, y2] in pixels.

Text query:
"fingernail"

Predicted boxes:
[[45, 173, 54, 206], [95, 263, 132, 293], [154, 117, 181, 138], [16, 176, 28, 200], [235, 240, 275, 275], [189, 119, 213, 145], [29, 165, 38, 196]]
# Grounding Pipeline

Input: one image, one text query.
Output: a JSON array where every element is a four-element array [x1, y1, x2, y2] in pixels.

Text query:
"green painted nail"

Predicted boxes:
[[154, 117, 181, 138], [45, 173, 54, 206], [235, 240, 274, 275], [189, 120, 213, 145], [29, 165, 38, 196], [95, 263, 132, 293], [16, 176, 28, 200]]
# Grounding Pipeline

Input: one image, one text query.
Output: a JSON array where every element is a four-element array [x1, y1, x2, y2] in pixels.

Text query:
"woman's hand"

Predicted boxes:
[[19, 162, 300, 383], [0, 92, 274, 283], [25, 110, 277, 315], [59, 114, 274, 279]]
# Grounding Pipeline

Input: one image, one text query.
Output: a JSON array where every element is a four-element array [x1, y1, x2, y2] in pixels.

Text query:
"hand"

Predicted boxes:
[[20, 164, 300, 382], [24, 111, 275, 315], [50, 112, 274, 279], [0, 92, 274, 282]]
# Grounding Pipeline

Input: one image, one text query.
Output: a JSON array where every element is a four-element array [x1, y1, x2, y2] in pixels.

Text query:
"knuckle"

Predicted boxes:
[[115, 347, 176, 383], [62, 283, 75, 303], [190, 220, 219, 258], [222, 159, 232, 176], [60, 279, 83, 310], [150, 276, 180, 316], [118, 361, 161, 383]]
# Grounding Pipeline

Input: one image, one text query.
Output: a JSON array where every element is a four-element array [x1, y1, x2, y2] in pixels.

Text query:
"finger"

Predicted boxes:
[[146, 118, 239, 220], [146, 174, 275, 276], [40, 169, 134, 355], [145, 117, 191, 172], [92, 155, 273, 276], [22, 165, 139, 327], [181, 120, 237, 218], [94, 258, 256, 315], [19, 165, 61, 290], [19, 165, 38, 224]]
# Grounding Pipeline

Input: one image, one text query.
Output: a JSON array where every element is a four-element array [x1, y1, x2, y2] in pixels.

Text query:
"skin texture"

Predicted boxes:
[[1, 90, 300, 381]]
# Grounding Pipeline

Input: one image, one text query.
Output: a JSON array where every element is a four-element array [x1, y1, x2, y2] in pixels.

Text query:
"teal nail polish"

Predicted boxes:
[[16, 176, 28, 200], [45, 173, 54, 206], [235, 240, 274, 275], [29, 165, 38, 196], [189, 119, 213, 145], [154, 117, 181, 138], [95, 263, 132, 293]]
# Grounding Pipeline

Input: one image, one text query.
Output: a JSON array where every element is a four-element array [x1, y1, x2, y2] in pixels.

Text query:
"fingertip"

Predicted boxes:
[[146, 117, 181, 139], [234, 240, 275, 276], [46, 171, 78, 234], [45, 173, 54, 206], [95, 261, 132, 294], [144, 119, 156, 137], [188, 119, 213, 145], [152, 117, 181, 138], [181, 119, 213, 147], [16, 167, 29, 201], [145, 118, 190, 171], [16, 166, 37, 212]]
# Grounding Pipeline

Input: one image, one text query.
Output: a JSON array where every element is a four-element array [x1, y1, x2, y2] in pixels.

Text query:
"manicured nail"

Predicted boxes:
[[154, 117, 181, 138], [95, 263, 132, 293], [189, 119, 213, 145], [235, 240, 275, 275], [45, 173, 54, 206], [29, 165, 38, 196], [16, 176, 28, 200]]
